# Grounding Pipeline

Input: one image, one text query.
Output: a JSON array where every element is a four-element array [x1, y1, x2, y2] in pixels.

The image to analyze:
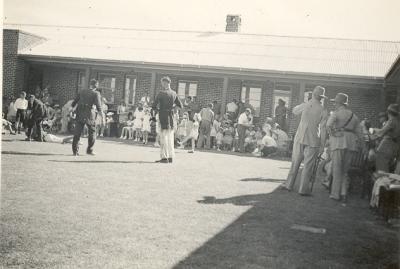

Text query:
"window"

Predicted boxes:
[[124, 75, 137, 105], [98, 73, 116, 104], [77, 72, 86, 91], [177, 81, 197, 99], [241, 85, 262, 117], [273, 84, 291, 117]]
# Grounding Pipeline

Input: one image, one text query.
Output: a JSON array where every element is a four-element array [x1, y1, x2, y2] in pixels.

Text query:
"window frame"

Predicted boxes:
[[98, 72, 117, 104], [272, 84, 292, 117], [240, 84, 263, 117], [177, 80, 198, 99], [124, 75, 137, 105], [77, 71, 86, 92]]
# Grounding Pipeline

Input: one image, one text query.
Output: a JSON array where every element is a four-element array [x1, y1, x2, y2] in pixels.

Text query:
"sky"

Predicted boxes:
[[3, 0, 400, 41]]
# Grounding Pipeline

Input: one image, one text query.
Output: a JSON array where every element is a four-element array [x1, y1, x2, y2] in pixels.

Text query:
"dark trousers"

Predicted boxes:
[[261, 146, 277, 157], [27, 118, 43, 141], [237, 124, 247, 153], [197, 120, 212, 149], [72, 120, 96, 154]]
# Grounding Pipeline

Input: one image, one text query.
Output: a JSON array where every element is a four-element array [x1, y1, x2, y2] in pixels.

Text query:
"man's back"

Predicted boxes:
[[155, 89, 176, 111], [73, 89, 102, 123], [294, 99, 326, 147], [200, 107, 214, 122]]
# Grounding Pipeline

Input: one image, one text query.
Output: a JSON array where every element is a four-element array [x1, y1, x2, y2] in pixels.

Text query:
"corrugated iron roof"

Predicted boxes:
[[13, 26, 400, 78]]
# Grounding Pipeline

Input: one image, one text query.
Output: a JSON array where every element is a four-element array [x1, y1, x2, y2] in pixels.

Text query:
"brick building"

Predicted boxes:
[[3, 17, 400, 133]]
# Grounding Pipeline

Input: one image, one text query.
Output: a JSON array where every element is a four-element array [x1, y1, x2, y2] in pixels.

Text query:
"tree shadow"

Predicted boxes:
[[241, 177, 286, 183], [174, 186, 398, 269], [2, 151, 68, 156], [48, 160, 156, 164]]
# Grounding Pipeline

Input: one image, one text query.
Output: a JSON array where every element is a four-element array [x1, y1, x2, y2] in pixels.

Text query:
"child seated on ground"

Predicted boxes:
[[178, 113, 201, 153], [259, 131, 278, 157], [2, 113, 16, 135], [244, 126, 257, 152], [216, 126, 224, 151], [222, 123, 234, 151], [210, 116, 221, 149], [271, 123, 289, 153], [120, 113, 134, 139]]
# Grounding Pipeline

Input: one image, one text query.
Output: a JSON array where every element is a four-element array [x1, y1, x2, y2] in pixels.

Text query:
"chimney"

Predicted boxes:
[[225, 15, 241, 32]]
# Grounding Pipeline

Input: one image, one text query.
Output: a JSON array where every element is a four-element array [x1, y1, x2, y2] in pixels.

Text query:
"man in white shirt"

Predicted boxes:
[[226, 99, 238, 120], [14, 91, 28, 133], [260, 132, 278, 157], [237, 108, 252, 153]]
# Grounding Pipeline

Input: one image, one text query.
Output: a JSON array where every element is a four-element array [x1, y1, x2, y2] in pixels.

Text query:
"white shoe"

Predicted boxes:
[[119, 136, 123, 139], [154, 143, 160, 147]]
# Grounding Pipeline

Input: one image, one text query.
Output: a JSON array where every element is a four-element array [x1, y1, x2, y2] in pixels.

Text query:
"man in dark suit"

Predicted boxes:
[[152, 76, 182, 163], [71, 79, 103, 156], [26, 95, 46, 142]]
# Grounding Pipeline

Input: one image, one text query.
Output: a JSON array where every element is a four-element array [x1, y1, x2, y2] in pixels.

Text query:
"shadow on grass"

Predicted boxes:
[[48, 160, 156, 164], [2, 151, 67, 156], [241, 177, 286, 183], [173, 184, 398, 269]]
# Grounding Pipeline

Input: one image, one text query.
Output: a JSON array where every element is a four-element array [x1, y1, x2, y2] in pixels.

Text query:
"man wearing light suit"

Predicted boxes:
[[284, 86, 328, 195]]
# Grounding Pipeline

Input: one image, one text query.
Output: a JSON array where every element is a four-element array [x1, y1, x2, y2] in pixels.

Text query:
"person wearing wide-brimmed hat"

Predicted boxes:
[[372, 103, 400, 172], [283, 86, 328, 195], [152, 76, 183, 163], [327, 93, 363, 204]]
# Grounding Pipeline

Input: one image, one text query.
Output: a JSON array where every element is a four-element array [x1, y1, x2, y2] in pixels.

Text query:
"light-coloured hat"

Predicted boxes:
[[161, 76, 171, 83], [312, 86, 327, 99], [331, 93, 349, 105], [106, 112, 114, 116]]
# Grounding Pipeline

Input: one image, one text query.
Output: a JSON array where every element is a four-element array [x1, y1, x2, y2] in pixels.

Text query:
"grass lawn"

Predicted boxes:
[[1, 134, 398, 269]]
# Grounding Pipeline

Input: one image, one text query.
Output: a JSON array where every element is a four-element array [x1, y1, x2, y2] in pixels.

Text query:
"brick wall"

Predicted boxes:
[[154, 73, 224, 108], [302, 83, 382, 127], [135, 72, 152, 105], [20, 61, 383, 133], [3, 30, 20, 99], [42, 66, 79, 105]]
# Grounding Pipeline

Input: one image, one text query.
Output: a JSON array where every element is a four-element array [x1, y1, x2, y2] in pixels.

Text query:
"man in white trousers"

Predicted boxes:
[[152, 76, 182, 163]]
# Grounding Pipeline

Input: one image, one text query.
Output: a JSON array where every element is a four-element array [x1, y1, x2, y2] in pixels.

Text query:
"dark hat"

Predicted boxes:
[[161, 76, 171, 83], [90, 79, 98, 87], [378, 111, 388, 118], [312, 86, 327, 99], [387, 104, 399, 115], [331, 93, 349, 105]]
